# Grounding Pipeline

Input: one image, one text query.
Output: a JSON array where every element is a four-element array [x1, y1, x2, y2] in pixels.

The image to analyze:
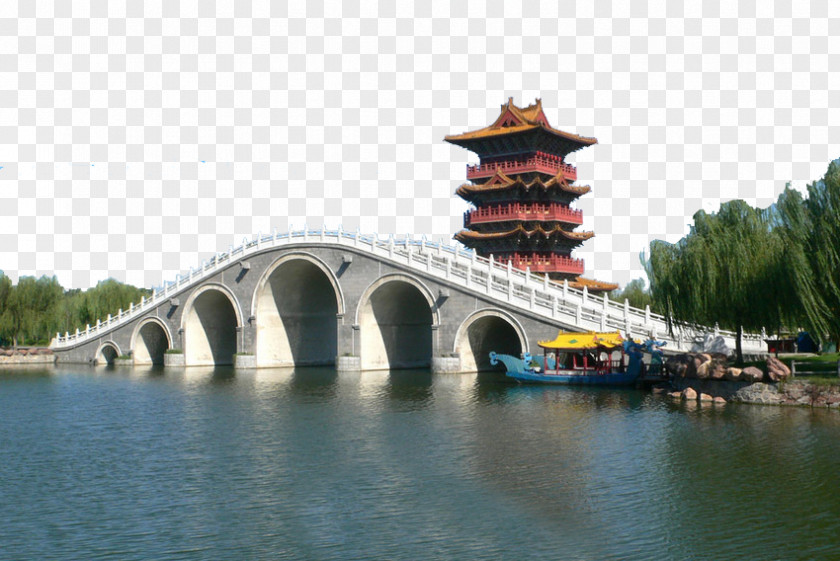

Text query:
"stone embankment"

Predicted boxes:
[[660, 352, 840, 408], [0, 348, 56, 365]]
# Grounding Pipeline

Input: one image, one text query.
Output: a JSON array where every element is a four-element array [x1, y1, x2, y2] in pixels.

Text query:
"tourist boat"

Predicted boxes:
[[489, 331, 661, 386]]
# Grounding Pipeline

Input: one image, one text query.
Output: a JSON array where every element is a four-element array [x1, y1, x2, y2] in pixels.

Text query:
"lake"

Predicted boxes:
[[1, 365, 838, 560]]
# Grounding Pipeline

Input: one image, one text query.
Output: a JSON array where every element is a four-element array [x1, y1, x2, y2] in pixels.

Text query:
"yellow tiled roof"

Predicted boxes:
[[454, 224, 594, 242], [455, 171, 591, 197], [538, 331, 624, 350], [444, 98, 597, 146]]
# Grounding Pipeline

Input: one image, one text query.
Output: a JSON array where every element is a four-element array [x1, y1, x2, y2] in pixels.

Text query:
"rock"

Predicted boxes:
[[713, 396, 727, 404], [665, 354, 693, 378], [682, 387, 698, 401], [725, 367, 742, 381], [699, 393, 714, 402], [668, 391, 682, 400], [689, 354, 711, 379], [690, 334, 733, 356], [766, 356, 791, 382], [734, 382, 782, 404], [741, 366, 764, 383], [709, 361, 727, 380]]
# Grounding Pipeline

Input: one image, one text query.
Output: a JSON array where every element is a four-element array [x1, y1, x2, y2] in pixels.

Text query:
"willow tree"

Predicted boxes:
[[644, 199, 779, 362], [773, 161, 840, 347]]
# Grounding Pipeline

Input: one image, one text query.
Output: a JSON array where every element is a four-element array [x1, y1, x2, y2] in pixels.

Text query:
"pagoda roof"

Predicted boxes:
[[454, 224, 594, 243], [445, 98, 597, 156], [569, 277, 619, 293], [455, 170, 591, 199]]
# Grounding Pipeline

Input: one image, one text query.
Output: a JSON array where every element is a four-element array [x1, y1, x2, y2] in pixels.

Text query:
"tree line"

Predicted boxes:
[[643, 159, 840, 362], [0, 275, 150, 347]]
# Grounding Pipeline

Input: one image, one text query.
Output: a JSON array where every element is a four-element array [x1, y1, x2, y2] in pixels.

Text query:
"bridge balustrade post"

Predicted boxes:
[[97, 319, 101, 328], [714, 323, 720, 337], [56, 332, 60, 342], [600, 313, 606, 332], [624, 298, 630, 320], [86, 324, 90, 334], [603, 293, 609, 314], [65, 331, 69, 339], [645, 304, 651, 325], [582, 286, 588, 306], [551, 296, 557, 317], [75, 328, 79, 336], [389, 236, 394, 259], [563, 279, 568, 300], [107, 314, 112, 323], [507, 280, 513, 301], [506, 261, 512, 278], [525, 266, 530, 284], [445, 257, 451, 279], [575, 304, 581, 325], [544, 274, 549, 291]]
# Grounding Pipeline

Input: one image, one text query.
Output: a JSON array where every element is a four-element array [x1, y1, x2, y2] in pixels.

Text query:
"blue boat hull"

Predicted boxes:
[[489, 352, 642, 386]]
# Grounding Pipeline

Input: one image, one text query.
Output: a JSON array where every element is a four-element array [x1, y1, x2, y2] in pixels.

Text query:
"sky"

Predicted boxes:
[[2, 0, 839, 290]]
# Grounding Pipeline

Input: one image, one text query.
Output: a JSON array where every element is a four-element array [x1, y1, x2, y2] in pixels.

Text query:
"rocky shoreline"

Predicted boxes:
[[0, 348, 56, 366], [657, 352, 840, 408]]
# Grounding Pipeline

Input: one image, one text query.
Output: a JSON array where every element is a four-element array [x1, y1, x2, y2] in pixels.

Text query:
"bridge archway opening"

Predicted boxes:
[[184, 286, 240, 366], [96, 342, 120, 366], [255, 256, 341, 367], [132, 319, 171, 366], [455, 310, 527, 373], [358, 276, 436, 370]]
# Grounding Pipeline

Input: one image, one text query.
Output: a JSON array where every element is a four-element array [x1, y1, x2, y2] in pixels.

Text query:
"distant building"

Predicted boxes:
[[445, 98, 617, 293]]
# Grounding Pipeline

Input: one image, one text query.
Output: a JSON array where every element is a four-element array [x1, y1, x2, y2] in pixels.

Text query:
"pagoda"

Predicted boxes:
[[445, 98, 617, 293]]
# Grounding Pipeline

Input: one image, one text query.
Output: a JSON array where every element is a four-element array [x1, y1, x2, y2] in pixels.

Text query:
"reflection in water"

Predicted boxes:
[[386, 369, 433, 408], [1, 365, 840, 560], [289, 367, 339, 402]]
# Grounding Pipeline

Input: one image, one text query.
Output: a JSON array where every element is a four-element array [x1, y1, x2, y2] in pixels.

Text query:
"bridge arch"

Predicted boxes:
[[130, 317, 172, 366], [182, 283, 243, 366], [252, 252, 344, 367], [356, 273, 440, 371], [94, 341, 121, 366], [454, 309, 528, 373]]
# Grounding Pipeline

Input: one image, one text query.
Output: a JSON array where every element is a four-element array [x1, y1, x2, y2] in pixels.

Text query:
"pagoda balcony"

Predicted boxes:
[[464, 202, 583, 227], [466, 155, 577, 181], [497, 252, 585, 276]]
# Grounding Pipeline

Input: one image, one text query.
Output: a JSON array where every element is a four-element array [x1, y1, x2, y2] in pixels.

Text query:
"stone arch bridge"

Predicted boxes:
[[51, 229, 767, 371]]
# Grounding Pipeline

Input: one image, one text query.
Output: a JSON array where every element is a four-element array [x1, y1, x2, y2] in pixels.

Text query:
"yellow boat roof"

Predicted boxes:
[[538, 331, 624, 350]]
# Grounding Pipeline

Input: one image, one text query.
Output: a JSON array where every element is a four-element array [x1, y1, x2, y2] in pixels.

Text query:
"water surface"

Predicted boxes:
[[1, 366, 838, 560]]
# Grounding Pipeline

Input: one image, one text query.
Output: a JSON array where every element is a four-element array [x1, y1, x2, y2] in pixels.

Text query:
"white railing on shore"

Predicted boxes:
[[51, 227, 768, 355]]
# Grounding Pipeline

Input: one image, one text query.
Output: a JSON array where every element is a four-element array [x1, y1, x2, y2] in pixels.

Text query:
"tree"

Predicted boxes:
[[609, 278, 655, 312], [773, 161, 840, 347], [644, 199, 779, 363]]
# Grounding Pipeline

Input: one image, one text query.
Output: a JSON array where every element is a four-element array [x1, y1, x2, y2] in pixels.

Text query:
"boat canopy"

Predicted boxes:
[[537, 330, 624, 351]]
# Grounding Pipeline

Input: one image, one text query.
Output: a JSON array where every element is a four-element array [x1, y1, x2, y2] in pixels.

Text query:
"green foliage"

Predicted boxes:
[[609, 278, 655, 312], [644, 159, 840, 356], [0, 274, 150, 347]]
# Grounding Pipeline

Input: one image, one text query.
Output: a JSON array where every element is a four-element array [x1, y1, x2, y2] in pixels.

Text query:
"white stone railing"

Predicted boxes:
[[51, 227, 767, 355]]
